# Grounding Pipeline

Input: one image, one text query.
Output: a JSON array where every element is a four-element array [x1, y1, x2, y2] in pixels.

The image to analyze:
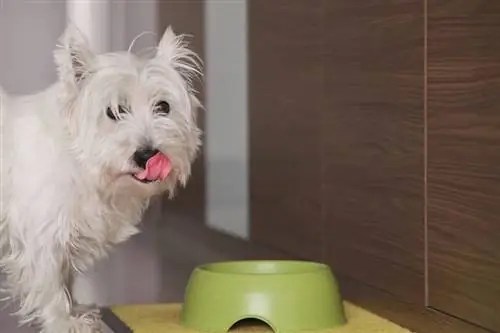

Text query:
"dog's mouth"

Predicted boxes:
[[131, 152, 172, 184], [131, 174, 157, 184]]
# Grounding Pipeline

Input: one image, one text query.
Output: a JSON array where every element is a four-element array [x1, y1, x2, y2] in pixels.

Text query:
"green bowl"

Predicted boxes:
[[180, 260, 346, 333]]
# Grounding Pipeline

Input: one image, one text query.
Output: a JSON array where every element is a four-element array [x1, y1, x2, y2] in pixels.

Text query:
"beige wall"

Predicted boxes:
[[205, 0, 248, 239], [0, 0, 66, 94]]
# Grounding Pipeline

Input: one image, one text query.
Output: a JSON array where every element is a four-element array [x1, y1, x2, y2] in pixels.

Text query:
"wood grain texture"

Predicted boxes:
[[323, 0, 425, 304], [249, 0, 324, 260], [157, 0, 205, 223], [427, 0, 500, 331], [338, 274, 490, 333]]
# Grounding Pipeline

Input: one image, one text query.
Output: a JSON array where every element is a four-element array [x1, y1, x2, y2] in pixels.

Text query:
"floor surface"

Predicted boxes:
[[0, 201, 285, 332]]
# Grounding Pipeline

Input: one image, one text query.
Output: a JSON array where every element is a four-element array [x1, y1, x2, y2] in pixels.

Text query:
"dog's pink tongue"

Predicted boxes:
[[135, 152, 172, 181]]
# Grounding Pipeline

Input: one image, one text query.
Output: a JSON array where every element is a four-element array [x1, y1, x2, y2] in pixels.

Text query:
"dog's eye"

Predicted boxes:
[[154, 101, 170, 116], [106, 105, 128, 121]]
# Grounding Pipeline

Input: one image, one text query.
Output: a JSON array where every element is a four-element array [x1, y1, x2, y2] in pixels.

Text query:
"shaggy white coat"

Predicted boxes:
[[0, 23, 202, 332]]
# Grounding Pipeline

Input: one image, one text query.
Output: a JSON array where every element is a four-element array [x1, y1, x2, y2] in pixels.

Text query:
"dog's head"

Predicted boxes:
[[53, 24, 202, 198]]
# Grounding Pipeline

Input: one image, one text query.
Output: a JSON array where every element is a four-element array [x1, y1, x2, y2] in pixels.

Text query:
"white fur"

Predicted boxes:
[[0, 23, 202, 332]]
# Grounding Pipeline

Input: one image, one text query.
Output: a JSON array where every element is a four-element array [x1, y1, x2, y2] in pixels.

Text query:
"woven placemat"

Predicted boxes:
[[103, 302, 413, 333]]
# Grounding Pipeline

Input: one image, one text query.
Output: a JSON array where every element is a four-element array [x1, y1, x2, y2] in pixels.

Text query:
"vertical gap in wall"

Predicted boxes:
[[320, 0, 328, 263], [244, 0, 250, 239], [200, 0, 207, 225], [423, 0, 430, 308]]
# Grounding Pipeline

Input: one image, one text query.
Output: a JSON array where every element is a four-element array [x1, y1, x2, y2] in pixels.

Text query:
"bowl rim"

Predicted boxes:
[[195, 259, 330, 276]]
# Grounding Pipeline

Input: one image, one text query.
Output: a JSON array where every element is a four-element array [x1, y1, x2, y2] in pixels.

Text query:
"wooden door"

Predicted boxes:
[[249, 0, 324, 260], [427, 1, 500, 331], [323, 0, 425, 304], [158, 0, 206, 222]]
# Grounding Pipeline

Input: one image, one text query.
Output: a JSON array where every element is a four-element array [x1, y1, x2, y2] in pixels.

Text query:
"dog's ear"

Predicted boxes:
[[156, 26, 179, 60], [155, 26, 202, 86], [54, 23, 95, 87]]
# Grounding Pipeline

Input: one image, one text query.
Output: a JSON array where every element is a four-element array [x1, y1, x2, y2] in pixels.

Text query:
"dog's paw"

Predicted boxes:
[[74, 307, 103, 333], [72, 303, 101, 318], [72, 311, 102, 332], [41, 312, 103, 333]]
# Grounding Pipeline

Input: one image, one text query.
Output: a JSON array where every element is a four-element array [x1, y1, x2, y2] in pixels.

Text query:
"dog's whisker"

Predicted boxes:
[[128, 30, 157, 54]]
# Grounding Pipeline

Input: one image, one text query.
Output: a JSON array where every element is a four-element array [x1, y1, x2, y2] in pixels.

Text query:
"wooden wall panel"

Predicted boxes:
[[249, 0, 324, 260], [323, 1, 425, 304], [158, 0, 205, 222], [249, 0, 499, 331], [338, 274, 489, 333], [427, 1, 500, 331]]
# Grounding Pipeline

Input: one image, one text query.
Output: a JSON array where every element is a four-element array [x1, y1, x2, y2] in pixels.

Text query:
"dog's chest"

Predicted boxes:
[[68, 194, 145, 268]]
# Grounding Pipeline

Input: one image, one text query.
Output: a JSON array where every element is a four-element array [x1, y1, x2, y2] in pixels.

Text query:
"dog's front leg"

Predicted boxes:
[[3, 243, 101, 333]]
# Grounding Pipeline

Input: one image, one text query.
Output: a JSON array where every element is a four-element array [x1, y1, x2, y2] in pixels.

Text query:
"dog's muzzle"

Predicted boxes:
[[133, 147, 159, 169], [131, 147, 172, 184]]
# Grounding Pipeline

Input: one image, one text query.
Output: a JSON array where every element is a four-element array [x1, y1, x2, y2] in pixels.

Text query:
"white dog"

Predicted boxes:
[[0, 23, 202, 332]]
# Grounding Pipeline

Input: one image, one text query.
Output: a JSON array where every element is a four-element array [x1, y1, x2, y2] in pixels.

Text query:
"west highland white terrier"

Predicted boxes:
[[0, 23, 202, 332]]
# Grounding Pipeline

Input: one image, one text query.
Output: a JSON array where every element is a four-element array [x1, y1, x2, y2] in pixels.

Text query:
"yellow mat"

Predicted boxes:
[[111, 302, 413, 333]]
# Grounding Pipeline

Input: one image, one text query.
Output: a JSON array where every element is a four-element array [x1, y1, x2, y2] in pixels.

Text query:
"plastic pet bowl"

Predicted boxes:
[[180, 260, 346, 333]]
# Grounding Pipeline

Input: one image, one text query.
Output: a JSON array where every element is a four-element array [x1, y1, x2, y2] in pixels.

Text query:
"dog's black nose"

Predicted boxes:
[[133, 147, 159, 169]]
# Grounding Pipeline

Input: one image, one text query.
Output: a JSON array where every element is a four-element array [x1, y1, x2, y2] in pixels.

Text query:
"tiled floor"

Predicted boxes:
[[0, 201, 285, 332]]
